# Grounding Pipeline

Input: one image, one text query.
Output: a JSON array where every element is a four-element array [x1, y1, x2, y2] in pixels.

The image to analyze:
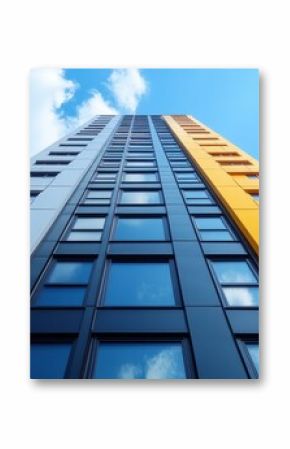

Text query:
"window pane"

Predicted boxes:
[[200, 230, 233, 241], [73, 217, 105, 230], [223, 286, 259, 306], [84, 199, 110, 205], [47, 261, 93, 284], [93, 342, 186, 379], [35, 287, 86, 306], [87, 191, 112, 199], [31, 343, 72, 379], [67, 231, 102, 241], [123, 173, 158, 182], [104, 262, 175, 306], [212, 261, 257, 284], [120, 191, 161, 204], [126, 162, 155, 167], [184, 190, 208, 199], [195, 217, 226, 230], [246, 343, 259, 374], [114, 218, 165, 241]]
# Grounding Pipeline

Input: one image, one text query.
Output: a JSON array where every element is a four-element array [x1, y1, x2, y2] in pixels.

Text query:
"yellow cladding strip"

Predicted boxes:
[[163, 115, 259, 255]]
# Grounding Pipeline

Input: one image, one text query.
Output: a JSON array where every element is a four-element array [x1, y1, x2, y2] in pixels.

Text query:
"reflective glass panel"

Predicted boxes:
[[212, 261, 257, 284], [200, 230, 233, 241], [47, 261, 93, 284], [184, 190, 208, 199], [67, 231, 102, 241], [195, 217, 226, 230], [87, 191, 112, 199], [93, 342, 186, 379], [123, 173, 158, 182], [120, 191, 161, 204], [223, 286, 259, 306], [104, 262, 175, 306], [114, 218, 165, 241], [73, 217, 105, 230]]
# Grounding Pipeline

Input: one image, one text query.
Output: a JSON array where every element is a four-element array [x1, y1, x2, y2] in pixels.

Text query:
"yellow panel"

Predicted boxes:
[[216, 186, 258, 209], [234, 210, 259, 254], [163, 114, 259, 256]]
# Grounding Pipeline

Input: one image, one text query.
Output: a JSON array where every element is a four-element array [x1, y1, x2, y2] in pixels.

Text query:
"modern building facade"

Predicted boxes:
[[30, 114, 259, 379]]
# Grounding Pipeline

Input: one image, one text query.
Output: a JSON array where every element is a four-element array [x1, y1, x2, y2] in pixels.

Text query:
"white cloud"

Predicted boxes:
[[107, 68, 147, 113], [30, 68, 148, 156], [29, 68, 77, 156], [29, 69, 117, 156]]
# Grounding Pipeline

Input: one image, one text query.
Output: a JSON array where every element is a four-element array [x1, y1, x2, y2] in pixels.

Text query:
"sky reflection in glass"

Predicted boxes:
[[104, 262, 175, 306], [114, 218, 165, 241], [212, 261, 256, 283], [93, 343, 186, 379]]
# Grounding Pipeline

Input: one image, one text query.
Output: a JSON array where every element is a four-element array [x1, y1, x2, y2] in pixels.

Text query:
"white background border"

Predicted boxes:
[[0, 0, 289, 447]]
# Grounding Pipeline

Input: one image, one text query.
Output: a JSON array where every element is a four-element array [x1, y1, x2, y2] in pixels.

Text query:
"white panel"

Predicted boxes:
[[30, 186, 73, 210], [30, 209, 58, 251]]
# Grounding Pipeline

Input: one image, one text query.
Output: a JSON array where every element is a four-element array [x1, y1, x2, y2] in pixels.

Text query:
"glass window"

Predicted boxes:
[[246, 343, 259, 374], [87, 191, 112, 199], [31, 343, 72, 379], [120, 190, 161, 204], [123, 173, 158, 183], [212, 261, 257, 284], [66, 217, 105, 241], [95, 173, 116, 180], [199, 230, 233, 241], [114, 217, 166, 241], [73, 217, 105, 230], [47, 261, 93, 284], [195, 217, 226, 230], [223, 286, 259, 306], [92, 342, 186, 379], [211, 260, 259, 307], [126, 161, 155, 168], [66, 231, 102, 241], [194, 217, 234, 241], [183, 190, 211, 205], [176, 172, 199, 182], [34, 286, 86, 306], [184, 190, 208, 199], [84, 190, 112, 205], [104, 262, 176, 306]]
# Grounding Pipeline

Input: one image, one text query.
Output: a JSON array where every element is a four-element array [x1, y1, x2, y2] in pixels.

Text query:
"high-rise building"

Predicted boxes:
[[30, 114, 259, 379]]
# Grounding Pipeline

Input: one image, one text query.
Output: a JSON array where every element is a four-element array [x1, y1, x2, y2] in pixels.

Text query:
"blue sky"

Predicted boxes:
[[30, 68, 259, 159]]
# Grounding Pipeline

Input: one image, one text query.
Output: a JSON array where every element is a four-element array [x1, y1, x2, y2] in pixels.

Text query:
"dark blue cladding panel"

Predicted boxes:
[[108, 242, 173, 255], [201, 242, 247, 256], [31, 309, 83, 334], [167, 205, 198, 241], [226, 309, 259, 334], [93, 309, 187, 333], [187, 307, 248, 379], [55, 242, 101, 256], [30, 257, 48, 288], [173, 241, 220, 306]]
